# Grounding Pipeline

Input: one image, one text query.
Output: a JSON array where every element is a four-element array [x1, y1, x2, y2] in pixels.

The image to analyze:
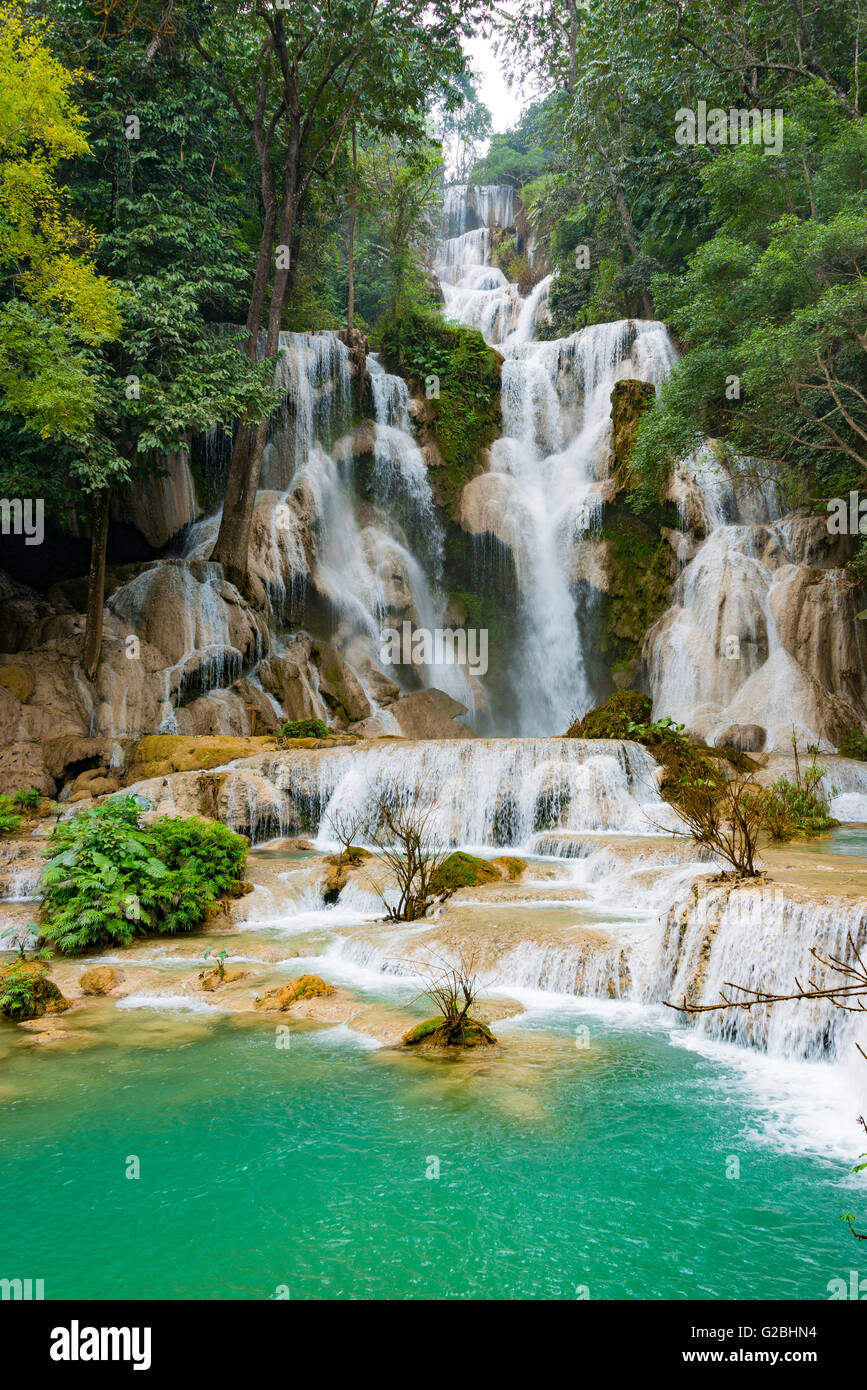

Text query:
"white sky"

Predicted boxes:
[[462, 29, 527, 134]]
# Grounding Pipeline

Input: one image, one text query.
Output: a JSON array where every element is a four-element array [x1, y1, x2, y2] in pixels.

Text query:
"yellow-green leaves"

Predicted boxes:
[[0, 2, 121, 437]]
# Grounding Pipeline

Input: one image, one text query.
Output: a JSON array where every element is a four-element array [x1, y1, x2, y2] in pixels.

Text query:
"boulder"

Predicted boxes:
[[311, 641, 371, 724], [69, 770, 121, 801], [79, 966, 119, 996], [0, 665, 35, 705], [388, 689, 473, 740], [254, 974, 335, 1011], [402, 1017, 496, 1049], [714, 724, 766, 753], [199, 967, 247, 992]]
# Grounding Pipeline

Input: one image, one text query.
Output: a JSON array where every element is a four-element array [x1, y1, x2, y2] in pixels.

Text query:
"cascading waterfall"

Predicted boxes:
[[130, 736, 681, 846], [436, 183, 678, 733], [185, 331, 475, 720], [646, 447, 867, 750]]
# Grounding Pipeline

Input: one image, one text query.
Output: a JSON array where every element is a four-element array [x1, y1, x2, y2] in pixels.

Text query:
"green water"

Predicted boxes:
[[801, 826, 867, 858], [0, 1002, 858, 1300]]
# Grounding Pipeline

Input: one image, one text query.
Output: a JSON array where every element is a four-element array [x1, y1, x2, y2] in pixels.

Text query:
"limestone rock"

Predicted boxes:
[[714, 724, 766, 753], [79, 967, 119, 996], [0, 665, 35, 704], [311, 640, 371, 724], [254, 974, 335, 1011], [609, 379, 655, 491]]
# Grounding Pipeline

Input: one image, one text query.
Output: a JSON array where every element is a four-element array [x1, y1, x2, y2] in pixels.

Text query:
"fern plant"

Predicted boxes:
[[0, 796, 22, 835], [39, 797, 247, 953]]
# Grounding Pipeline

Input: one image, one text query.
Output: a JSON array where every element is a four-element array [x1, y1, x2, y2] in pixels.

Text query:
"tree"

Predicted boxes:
[[192, 0, 483, 591], [6, 0, 276, 674], [365, 779, 450, 922], [406, 947, 495, 1047], [0, 2, 123, 674], [359, 138, 443, 325], [437, 71, 491, 181], [668, 770, 765, 877]]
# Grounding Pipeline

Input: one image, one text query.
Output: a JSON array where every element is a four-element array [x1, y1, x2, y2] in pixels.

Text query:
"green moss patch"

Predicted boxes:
[[380, 311, 502, 516], [430, 851, 501, 895], [402, 1016, 496, 1049]]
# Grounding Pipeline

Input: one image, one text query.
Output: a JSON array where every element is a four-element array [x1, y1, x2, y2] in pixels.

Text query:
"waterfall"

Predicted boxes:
[[646, 447, 867, 751], [436, 184, 678, 734], [128, 736, 680, 846], [650, 878, 867, 1070]]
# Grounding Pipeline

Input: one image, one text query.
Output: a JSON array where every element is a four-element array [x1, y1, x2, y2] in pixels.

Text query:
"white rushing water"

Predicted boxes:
[[646, 448, 867, 750], [184, 331, 476, 721], [436, 184, 678, 733]]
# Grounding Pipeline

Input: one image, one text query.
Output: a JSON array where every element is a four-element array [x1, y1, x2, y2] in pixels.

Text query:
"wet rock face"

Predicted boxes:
[[714, 724, 766, 753], [609, 378, 655, 492], [311, 640, 371, 726], [645, 457, 867, 751]]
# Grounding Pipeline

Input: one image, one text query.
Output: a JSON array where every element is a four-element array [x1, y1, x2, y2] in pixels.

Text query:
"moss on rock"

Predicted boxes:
[[0, 963, 70, 1022], [402, 1016, 496, 1049], [380, 311, 502, 517], [610, 379, 655, 492], [567, 690, 652, 739], [254, 974, 335, 1012], [430, 851, 501, 895], [598, 510, 674, 675]]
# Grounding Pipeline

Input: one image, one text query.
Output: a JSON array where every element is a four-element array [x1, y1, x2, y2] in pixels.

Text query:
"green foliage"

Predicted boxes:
[[567, 690, 652, 739], [759, 772, 838, 839], [491, 237, 535, 296], [0, 796, 23, 835], [467, 99, 553, 187], [839, 730, 867, 761], [380, 310, 502, 512], [0, 962, 51, 1021], [13, 786, 41, 808], [279, 718, 330, 740], [39, 795, 247, 954], [203, 946, 228, 981]]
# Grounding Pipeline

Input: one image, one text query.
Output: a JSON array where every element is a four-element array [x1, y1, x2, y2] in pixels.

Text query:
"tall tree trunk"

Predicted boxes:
[[347, 124, 357, 332], [211, 165, 300, 591], [83, 488, 110, 681], [210, 197, 279, 586]]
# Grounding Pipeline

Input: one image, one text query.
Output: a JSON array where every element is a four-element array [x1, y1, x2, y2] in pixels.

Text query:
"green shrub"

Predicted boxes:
[[566, 690, 652, 739], [13, 787, 42, 809], [839, 730, 867, 761], [0, 961, 67, 1021], [279, 718, 330, 739], [0, 796, 22, 835], [39, 795, 248, 954], [759, 774, 838, 839]]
